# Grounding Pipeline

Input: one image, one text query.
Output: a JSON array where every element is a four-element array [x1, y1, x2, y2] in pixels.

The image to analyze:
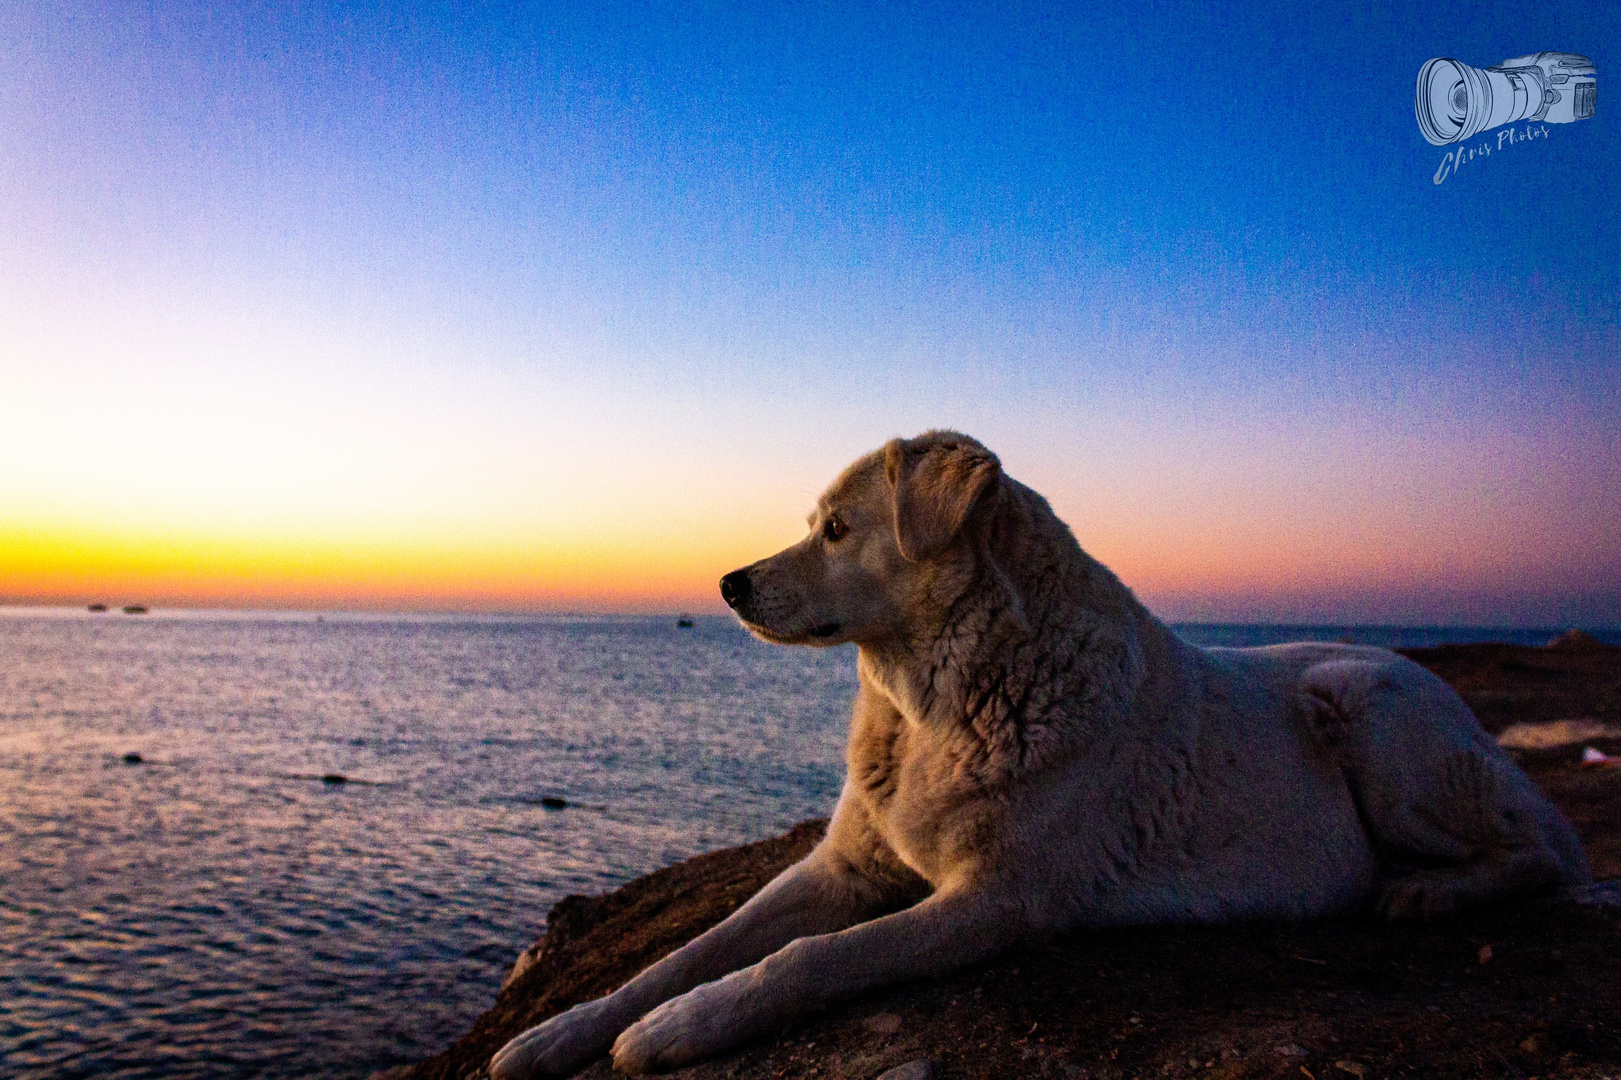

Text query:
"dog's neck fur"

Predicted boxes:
[[860, 476, 1155, 785]]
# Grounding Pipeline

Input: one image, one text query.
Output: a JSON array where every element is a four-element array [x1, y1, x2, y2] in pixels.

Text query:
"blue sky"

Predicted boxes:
[[1, 1, 1616, 623]]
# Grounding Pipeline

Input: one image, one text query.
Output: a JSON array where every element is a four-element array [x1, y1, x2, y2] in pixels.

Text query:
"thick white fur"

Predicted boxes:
[[490, 431, 1589, 1078]]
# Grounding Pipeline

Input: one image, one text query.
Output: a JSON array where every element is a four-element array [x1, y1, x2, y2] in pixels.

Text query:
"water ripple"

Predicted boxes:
[[0, 612, 855, 1079]]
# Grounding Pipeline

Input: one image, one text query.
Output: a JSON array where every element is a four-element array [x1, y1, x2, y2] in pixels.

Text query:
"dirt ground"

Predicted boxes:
[[394, 635, 1621, 1080]]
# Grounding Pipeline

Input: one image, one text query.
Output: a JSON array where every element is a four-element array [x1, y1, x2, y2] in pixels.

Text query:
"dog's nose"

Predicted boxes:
[[719, 569, 753, 610]]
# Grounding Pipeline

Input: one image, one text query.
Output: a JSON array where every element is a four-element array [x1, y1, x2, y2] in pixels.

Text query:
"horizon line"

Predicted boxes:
[[2, 602, 1614, 635]]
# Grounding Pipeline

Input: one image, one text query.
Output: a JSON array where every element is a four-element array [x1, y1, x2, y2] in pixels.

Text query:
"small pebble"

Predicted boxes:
[[1275, 1044, 1308, 1057], [875, 1061, 931, 1080], [863, 1012, 903, 1036], [1334, 1062, 1367, 1078], [1478, 944, 1493, 964]]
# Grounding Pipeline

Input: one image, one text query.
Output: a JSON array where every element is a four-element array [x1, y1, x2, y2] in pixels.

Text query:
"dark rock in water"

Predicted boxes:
[[677, 616, 695, 628], [122, 605, 148, 615], [321, 773, 348, 785], [539, 796, 568, 810], [88, 603, 108, 612], [1548, 629, 1610, 651], [121, 752, 143, 764]]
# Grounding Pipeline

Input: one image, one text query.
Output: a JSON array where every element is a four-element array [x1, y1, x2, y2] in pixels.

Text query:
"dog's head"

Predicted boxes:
[[720, 431, 1002, 646]]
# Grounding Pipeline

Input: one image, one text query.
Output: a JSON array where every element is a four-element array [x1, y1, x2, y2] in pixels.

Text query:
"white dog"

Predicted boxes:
[[492, 430, 1589, 1078]]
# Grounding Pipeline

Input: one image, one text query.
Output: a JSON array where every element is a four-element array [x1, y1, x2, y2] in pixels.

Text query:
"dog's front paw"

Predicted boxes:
[[610, 976, 760, 1075], [489, 997, 622, 1079]]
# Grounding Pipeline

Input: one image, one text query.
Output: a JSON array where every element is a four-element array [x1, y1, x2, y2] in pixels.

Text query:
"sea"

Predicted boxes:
[[1, 608, 1612, 1080]]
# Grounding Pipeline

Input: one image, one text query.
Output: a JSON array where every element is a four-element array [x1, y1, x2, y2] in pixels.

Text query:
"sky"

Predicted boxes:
[[1, 1, 1617, 624]]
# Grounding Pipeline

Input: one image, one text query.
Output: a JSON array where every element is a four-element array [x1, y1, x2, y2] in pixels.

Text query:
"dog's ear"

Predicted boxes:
[[884, 435, 1001, 562]]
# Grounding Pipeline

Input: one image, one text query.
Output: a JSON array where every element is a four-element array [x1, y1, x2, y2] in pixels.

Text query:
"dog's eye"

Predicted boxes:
[[822, 515, 849, 542]]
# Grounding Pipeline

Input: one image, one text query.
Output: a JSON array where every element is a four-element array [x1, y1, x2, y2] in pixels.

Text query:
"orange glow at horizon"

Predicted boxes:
[[6, 482, 1608, 621], [3, 303, 1613, 624], [0, 518, 790, 613]]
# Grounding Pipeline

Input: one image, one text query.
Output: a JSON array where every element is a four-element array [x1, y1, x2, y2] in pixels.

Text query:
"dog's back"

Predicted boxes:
[[1056, 636, 1590, 926]]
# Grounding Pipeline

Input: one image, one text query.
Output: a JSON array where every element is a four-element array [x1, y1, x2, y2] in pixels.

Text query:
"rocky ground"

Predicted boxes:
[[393, 634, 1621, 1080]]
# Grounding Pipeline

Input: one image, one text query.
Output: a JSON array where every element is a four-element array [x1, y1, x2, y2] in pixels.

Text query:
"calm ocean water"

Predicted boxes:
[[1, 609, 1611, 1079]]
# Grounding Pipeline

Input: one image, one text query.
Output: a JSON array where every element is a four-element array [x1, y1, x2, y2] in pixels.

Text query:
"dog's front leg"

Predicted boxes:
[[488, 847, 897, 1079], [610, 885, 1021, 1074]]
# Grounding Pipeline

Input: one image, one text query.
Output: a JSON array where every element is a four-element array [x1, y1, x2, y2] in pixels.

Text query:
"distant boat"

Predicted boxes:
[[677, 615, 695, 628], [122, 605, 148, 615], [88, 603, 108, 612]]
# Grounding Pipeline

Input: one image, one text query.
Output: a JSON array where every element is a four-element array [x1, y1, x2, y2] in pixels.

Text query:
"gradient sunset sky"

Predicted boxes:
[[2, 2, 1617, 624]]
